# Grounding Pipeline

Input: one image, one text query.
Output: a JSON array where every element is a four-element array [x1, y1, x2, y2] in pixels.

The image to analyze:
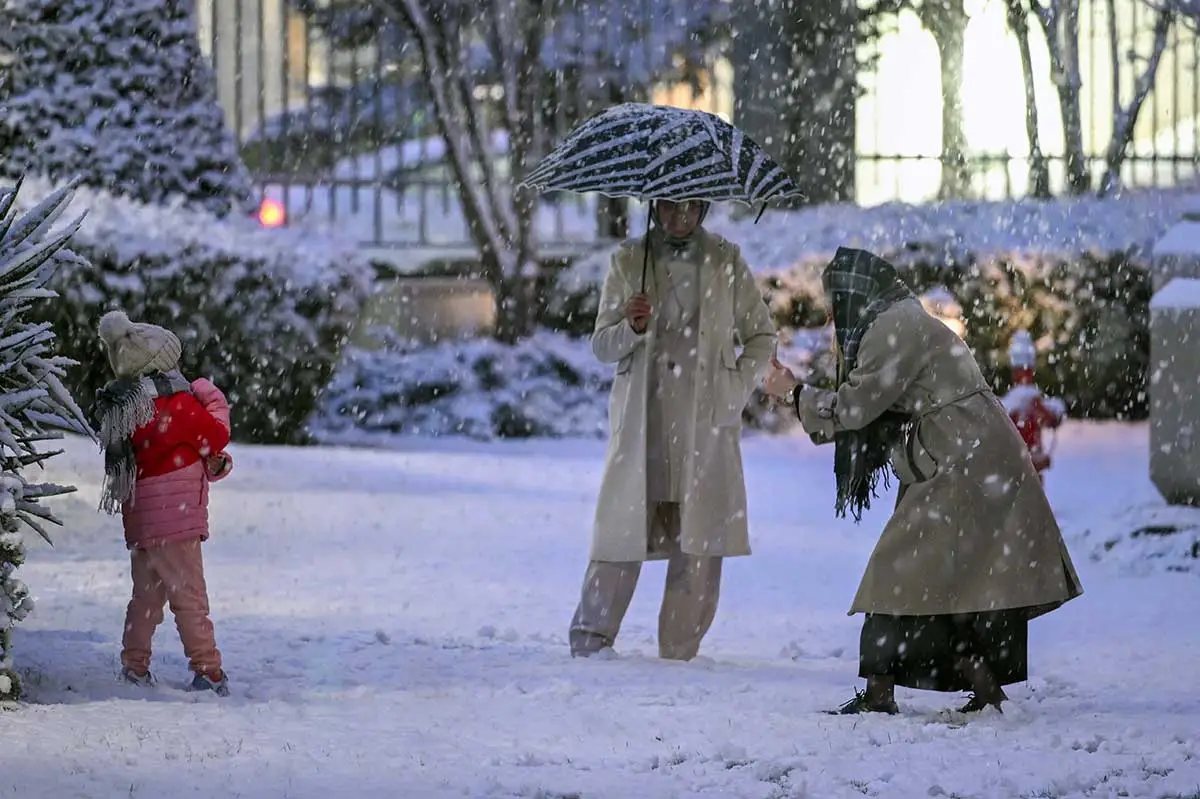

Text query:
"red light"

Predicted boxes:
[[258, 198, 286, 228]]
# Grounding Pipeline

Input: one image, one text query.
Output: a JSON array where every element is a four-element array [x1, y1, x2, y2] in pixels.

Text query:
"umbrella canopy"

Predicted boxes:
[[521, 103, 803, 209]]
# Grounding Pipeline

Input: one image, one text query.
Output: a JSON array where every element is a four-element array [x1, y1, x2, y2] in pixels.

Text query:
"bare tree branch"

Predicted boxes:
[[484, 0, 522, 136], [1028, 0, 1091, 193], [1107, 0, 1121, 118], [368, 0, 550, 340], [1099, 6, 1176, 195], [509, 0, 548, 279], [1004, 0, 1051, 196], [371, 0, 509, 265]]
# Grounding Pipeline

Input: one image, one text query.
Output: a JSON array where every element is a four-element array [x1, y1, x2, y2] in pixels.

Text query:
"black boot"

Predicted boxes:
[[958, 693, 1003, 713], [827, 687, 899, 716], [955, 656, 1006, 713]]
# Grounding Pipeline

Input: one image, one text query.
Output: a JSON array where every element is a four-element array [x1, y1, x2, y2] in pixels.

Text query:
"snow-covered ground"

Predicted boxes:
[[9, 422, 1199, 798]]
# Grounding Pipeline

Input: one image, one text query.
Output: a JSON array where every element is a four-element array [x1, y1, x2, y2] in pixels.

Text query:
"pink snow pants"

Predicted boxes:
[[121, 538, 222, 678]]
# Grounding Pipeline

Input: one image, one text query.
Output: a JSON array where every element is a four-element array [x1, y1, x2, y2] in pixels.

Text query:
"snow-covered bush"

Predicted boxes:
[[311, 328, 614, 442], [758, 247, 1153, 419], [0, 180, 94, 701], [548, 192, 1188, 420], [13, 178, 373, 445], [0, 0, 254, 217], [310, 325, 832, 442]]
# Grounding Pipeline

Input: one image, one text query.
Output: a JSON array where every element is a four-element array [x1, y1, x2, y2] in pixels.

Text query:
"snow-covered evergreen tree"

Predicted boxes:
[[0, 0, 254, 217], [0, 178, 94, 701]]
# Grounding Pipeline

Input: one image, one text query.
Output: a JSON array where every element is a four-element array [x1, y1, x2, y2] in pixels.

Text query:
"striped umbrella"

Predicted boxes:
[[522, 103, 803, 291], [521, 103, 803, 209]]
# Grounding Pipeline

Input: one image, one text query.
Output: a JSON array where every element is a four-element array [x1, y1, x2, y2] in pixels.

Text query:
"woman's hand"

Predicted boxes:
[[624, 294, 652, 334], [763, 358, 799, 400]]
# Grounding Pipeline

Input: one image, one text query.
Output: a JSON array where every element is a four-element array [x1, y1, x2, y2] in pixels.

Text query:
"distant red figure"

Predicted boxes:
[[1000, 330, 1065, 481]]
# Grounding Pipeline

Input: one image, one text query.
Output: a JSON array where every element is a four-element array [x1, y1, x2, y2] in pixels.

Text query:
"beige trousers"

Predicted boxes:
[[121, 538, 222, 678], [570, 503, 723, 660]]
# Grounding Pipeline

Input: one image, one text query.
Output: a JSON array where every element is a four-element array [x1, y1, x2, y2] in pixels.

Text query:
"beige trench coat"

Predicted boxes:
[[796, 297, 1083, 618], [590, 230, 776, 562]]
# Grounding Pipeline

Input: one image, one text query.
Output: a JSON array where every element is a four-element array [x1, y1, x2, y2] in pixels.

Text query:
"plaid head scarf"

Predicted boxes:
[[823, 247, 915, 521]]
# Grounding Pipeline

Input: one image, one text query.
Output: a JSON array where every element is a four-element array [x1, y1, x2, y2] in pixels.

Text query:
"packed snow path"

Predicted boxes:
[[10, 424, 1199, 798]]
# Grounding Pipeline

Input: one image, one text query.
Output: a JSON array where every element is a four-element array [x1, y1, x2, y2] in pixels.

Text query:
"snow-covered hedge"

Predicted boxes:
[[310, 329, 612, 442], [310, 326, 832, 442], [13, 178, 373, 445], [0, 182, 94, 701], [0, 0, 254, 217], [757, 247, 1152, 419], [549, 192, 1191, 419]]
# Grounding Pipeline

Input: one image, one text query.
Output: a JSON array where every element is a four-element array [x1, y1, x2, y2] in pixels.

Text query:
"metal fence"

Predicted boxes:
[[854, 0, 1200, 204], [197, 0, 1200, 252]]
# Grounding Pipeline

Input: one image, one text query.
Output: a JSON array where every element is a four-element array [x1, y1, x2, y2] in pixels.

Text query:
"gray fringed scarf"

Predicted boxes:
[[823, 248, 915, 521], [91, 370, 192, 514]]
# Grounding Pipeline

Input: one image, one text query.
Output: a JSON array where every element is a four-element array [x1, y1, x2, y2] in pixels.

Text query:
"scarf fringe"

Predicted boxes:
[[834, 456, 895, 521], [99, 449, 139, 515], [93, 372, 190, 515]]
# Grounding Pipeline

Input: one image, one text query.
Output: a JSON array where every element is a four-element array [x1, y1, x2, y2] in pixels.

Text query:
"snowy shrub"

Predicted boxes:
[[12, 178, 373, 445], [758, 247, 1153, 419], [0, 181, 94, 701], [548, 191, 1181, 420], [311, 325, 830, 442], [310, 328, 614, 442], [0, 0, 254, 217]]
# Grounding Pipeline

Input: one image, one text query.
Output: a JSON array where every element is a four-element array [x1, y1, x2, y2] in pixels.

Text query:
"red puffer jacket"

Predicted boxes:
[[122, 383, 231, 550]]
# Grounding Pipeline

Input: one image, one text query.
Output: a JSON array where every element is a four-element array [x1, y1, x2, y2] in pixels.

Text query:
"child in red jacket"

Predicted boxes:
[[92, 310, 233, 696]]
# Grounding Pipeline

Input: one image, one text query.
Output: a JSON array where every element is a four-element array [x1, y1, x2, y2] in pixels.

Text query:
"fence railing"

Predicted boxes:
[[197, 0, 1200, 251]]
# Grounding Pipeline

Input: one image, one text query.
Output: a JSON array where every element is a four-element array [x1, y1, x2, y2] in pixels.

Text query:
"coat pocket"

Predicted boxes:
[[712, 342, 747, 428], [890, 421, 939, 484]]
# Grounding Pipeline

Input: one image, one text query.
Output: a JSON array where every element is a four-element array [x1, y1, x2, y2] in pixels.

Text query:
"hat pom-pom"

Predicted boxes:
[[98, 310, 133, 343]]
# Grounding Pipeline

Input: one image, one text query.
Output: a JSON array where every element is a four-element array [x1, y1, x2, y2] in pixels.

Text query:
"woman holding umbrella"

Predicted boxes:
[[567, 196, 776, 660], [522, 104, 798, 660], [762, 247, 1082, 714]]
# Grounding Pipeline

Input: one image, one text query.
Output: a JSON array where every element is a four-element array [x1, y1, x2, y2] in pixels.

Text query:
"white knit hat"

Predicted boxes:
[[97, 310, 182, 378]]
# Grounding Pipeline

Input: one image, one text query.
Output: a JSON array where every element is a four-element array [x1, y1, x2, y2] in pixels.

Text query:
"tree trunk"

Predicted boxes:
[[387, 0, 548, 344], [1031, 0, 1089, 193], [733, 0, 858, 206], [921, 0, 971, 199], [1055, 0, 1091, 193], [1005, 0, 1051, 197], [491, 258, 539, 344]]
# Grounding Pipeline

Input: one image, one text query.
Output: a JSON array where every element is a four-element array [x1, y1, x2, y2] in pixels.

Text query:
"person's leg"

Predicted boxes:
[[150, 539, 223, 680], [568, 559, 642, 656], [831, 614, 902, 714], [120, 548, 168, 679], [951, 611, 1026, 712], [657, 504, 722, 661], [955, 654, 1008, 711]]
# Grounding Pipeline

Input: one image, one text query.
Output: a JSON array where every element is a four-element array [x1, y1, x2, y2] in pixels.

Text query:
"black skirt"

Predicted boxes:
[[858, 610, 1028, 692]]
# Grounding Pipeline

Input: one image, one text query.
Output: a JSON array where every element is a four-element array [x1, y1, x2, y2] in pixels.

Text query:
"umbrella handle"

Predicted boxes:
[[641, 239, 649, 293], [640, 208, 652, 293]]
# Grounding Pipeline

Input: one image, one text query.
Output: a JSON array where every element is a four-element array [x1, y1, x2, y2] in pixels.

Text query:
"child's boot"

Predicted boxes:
[[120, 667, 156, 687], [188, 670, 230, 697]]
